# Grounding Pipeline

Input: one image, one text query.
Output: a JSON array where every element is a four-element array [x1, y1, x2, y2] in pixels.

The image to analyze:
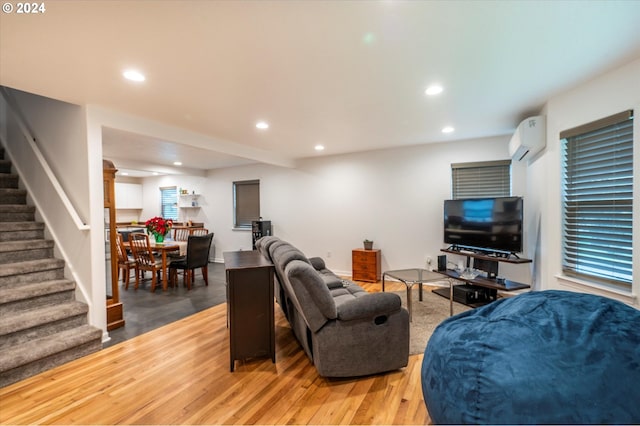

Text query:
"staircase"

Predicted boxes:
[[0, 146, 102, 388]]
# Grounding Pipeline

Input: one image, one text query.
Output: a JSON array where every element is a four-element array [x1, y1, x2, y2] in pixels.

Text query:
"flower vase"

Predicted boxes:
[[155, 233, 165, 244]]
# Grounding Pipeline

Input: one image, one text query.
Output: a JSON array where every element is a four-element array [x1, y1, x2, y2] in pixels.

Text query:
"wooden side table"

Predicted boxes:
[[352, 248, 381, 282], [223, 250, 275, 372]]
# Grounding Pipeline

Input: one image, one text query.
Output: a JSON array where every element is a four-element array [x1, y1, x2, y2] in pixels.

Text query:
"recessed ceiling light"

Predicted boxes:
[[123, 69, 146, 82], [152, 172, 159, 176], [121, 172, 129, 176], [173, 161, 182, 166], [442, 126, 455, 134], [256, 121, 269, 129], [315, 144, 325, 151], [425, 84, 443, 96]]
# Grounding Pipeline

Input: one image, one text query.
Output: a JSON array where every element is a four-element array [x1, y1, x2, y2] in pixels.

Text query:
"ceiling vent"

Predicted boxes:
[[509, 115, 546, 161]]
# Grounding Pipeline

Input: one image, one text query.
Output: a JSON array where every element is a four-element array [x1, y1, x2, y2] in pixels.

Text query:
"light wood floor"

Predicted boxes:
[[0, 281, 431, 425]]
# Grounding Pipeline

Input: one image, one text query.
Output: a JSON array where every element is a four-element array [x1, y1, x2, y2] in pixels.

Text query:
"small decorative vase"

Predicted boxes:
[[155, 233, 165, 243], [363, 241, 373, 250]]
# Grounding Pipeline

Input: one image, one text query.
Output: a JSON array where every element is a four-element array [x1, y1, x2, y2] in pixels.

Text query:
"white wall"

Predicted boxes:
[[534, 58, 640, 307], [140, 174, 209, 223], [200, 136, 531, 285]]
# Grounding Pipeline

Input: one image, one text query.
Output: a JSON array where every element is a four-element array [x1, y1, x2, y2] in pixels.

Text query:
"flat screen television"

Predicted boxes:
[[443, 196, 523, 254]]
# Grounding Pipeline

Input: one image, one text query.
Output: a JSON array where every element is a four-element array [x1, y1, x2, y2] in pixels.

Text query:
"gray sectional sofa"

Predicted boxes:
[[256, 236, 409, 377]]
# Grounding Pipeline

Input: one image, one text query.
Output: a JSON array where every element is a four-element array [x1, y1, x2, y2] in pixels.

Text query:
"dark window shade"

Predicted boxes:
[[452, 160, 511, 199], [561, 111, 633, 288], [234, 180, 260, 228], [160, 187, 178, 221]]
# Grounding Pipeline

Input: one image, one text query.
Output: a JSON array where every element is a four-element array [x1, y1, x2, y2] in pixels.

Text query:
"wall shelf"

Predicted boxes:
[[178, 193, 202, 208]]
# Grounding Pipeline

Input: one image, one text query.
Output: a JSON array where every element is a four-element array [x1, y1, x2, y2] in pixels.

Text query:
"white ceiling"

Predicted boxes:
[[2, 1, 640, 176]]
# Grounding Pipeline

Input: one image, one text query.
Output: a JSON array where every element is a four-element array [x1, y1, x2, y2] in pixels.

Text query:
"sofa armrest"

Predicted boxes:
[[336, 292, 402, 322]]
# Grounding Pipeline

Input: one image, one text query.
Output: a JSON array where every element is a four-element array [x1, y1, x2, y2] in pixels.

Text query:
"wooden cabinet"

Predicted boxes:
[[352, 249, 381, 282], [103, 160, 125, 331], [223, 251, 275, 372]]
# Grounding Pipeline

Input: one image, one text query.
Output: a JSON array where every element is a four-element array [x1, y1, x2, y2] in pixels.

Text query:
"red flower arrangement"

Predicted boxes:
[[145, 216, 173, 240]]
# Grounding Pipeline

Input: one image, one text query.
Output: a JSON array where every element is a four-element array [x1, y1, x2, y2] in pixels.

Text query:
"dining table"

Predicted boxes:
[[123, 239, 187, 291]]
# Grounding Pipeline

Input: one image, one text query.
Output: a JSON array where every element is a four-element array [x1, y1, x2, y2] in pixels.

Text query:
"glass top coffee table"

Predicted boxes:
[[382, 268, 453, 321]]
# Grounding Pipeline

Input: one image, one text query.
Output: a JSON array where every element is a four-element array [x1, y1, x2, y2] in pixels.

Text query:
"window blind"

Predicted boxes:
[[451, 160, 511, 199], [561, 110, 633, 288], [160, 187, 178, 221], [234, 180, 260, 228]]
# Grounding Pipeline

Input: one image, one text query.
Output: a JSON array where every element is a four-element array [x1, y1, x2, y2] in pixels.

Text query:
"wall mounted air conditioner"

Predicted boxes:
[[509, 115, 546, 161]]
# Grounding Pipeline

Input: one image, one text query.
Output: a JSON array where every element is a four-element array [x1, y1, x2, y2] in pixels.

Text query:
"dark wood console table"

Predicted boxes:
[[223, 250, 275, 372]]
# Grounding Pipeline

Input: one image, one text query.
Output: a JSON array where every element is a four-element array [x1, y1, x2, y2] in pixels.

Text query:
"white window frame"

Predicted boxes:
[[560, 110, 634, 291]]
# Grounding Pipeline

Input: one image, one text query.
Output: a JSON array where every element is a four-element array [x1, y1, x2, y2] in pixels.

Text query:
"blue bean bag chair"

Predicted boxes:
[[421, 290, 640, 424]]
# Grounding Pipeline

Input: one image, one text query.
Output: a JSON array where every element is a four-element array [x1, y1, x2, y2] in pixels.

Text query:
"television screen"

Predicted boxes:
[[444, 196, 523, 253]]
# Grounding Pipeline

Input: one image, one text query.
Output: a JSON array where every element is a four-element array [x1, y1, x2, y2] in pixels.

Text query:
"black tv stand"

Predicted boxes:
[[446, 245, 521, 261], [443, 248, 529, 264]]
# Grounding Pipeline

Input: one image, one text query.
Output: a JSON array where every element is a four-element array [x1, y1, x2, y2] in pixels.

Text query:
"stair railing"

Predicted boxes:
[[0, 86, 90, 231]]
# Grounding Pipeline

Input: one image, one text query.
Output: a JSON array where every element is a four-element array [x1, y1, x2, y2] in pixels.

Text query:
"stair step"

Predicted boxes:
[[0, 258, 65, 288], [0, 188, 27, 205], [0, 301, 89, 348], [0, 147, 103, 388], [0, 221, 45, 242], [0, 205, 35, 222], [0, 279, 75, 313], [0, 160, 11, 174], [0, 239, 54, 264], [0, 174, 19, 189], [0, 324, 102, 388]]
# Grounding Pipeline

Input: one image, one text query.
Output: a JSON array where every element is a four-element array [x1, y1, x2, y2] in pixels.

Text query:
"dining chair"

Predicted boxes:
[[189, 227, 209, 236], [116, 233, 136, 290], [173, 227, 190, 241], [128, 233, 163, 291], [169, 233, 214, 290]]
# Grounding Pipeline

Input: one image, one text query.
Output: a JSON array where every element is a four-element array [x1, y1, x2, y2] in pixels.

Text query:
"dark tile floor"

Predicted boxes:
[[104, 262, 227, 347]]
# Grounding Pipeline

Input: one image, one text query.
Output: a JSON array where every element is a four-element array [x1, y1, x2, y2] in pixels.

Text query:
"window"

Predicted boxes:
[[561, 110, 633, 289], [160, 187, 178, 221], [451, 160, 511, 199], [233, 180, 260, 228]]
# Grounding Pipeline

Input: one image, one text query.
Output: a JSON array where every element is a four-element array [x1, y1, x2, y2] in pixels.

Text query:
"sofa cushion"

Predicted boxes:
[[321, 274, 344, 289], [308, 256, 326, 270], [271, 244, 310, 267], [285, 260, 337, 332]]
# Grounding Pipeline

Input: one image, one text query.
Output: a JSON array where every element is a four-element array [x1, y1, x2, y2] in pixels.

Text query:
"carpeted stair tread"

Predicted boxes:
[[0, 159, 11, 173], [0, 239, 53, 253], [0, 324, 102, 373], [0, 279, 75, 304], [0, 222, 45, 243], [0, 205, 35, 222], [0, 205, 34, 213], [0, 301, 88, 337], [0, 174, 19, 189], [0, 222, 44, 231], [0, 258, 65, 278], [0, 188, 27, 204], [0, 240, 53, 264]]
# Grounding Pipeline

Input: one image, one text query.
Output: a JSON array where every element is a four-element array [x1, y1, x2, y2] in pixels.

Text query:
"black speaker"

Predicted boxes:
[[437, 255, 447, 271]]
